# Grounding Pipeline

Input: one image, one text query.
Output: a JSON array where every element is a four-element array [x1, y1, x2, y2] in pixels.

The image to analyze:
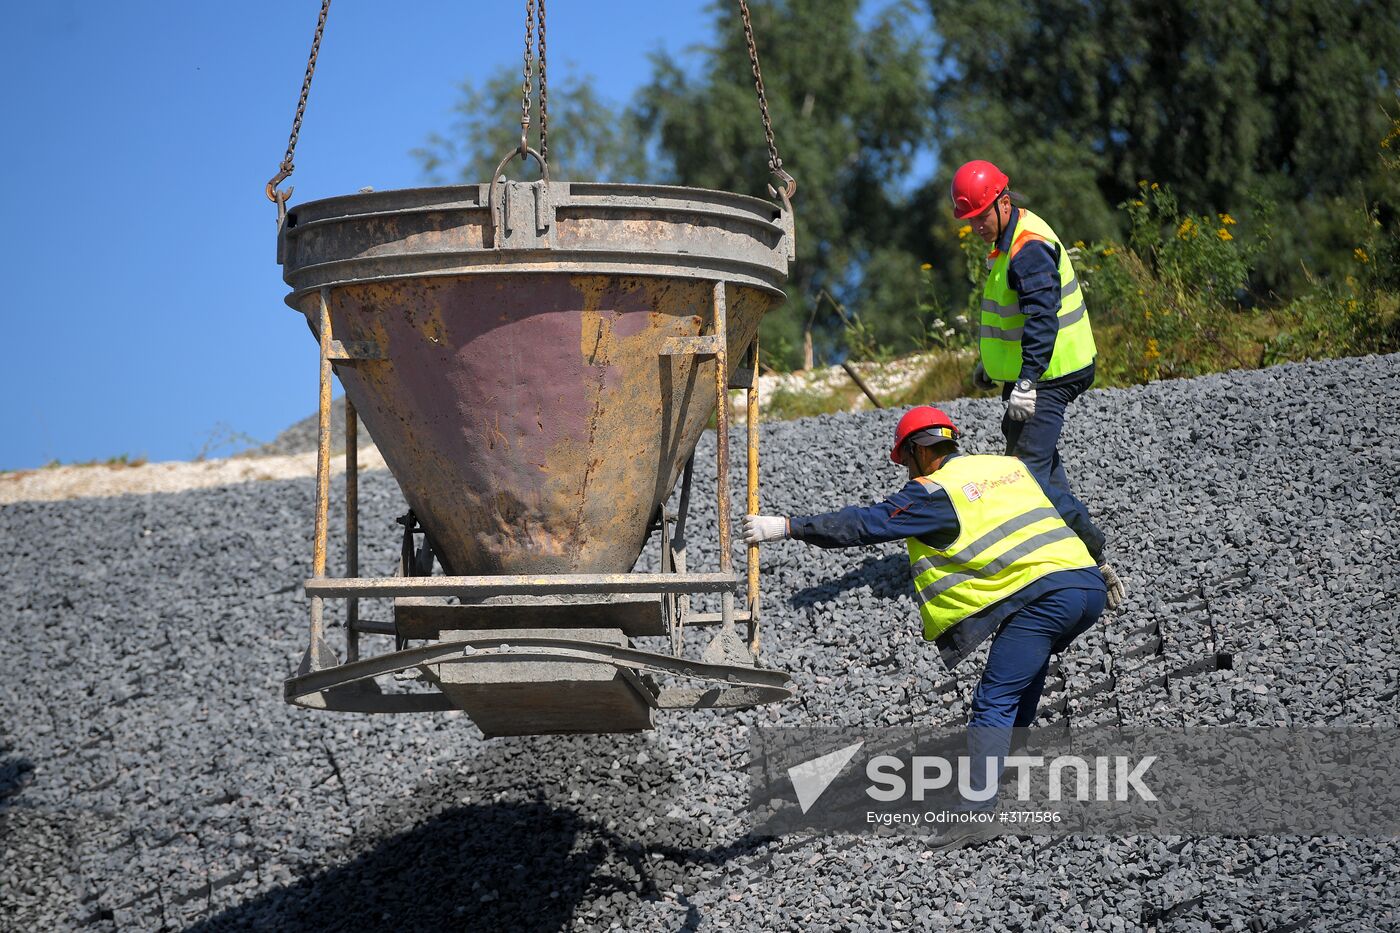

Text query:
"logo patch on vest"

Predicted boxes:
[[961, 470, 1025, 503]]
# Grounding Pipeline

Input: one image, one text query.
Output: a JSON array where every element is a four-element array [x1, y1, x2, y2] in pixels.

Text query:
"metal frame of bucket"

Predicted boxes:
[[279, 181, 797, 731], [283, 282, 793, 723]]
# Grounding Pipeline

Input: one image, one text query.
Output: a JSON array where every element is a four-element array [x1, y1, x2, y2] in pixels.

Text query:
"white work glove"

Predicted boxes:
[[743, 515, 789, 546], [1098, 561, 1126, 611], [972, 359, 996, 391], [1007, 379, 1037, 422]]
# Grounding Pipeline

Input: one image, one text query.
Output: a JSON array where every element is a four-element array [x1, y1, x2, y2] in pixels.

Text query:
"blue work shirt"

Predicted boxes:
[[996, 205, 1092, 387], [788, 452, 1105, 668]]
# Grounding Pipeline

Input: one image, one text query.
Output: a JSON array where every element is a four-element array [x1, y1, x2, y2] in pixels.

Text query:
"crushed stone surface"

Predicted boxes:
[[2, 354, 1398, 931]]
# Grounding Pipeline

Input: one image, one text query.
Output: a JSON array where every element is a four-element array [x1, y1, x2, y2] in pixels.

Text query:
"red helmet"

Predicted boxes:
[[890, 406, 960, 463], [950, 160, 1009, 219]]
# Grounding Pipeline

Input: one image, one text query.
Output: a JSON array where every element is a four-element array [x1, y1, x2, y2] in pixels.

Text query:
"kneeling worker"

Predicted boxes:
[[744, 406, 1123, 836]]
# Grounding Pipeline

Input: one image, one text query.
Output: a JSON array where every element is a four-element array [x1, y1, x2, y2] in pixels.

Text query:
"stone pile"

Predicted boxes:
[[2, 354, 1397, 930]]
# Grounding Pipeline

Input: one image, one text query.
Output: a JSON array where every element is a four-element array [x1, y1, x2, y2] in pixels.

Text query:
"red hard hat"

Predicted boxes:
[[890, 406, 960, 463], [950, 160, 1009, 219]]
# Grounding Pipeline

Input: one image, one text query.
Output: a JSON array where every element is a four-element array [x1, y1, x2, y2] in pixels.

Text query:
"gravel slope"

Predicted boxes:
[[253, 397, 370, 459], [2, 355, 1398, 931]]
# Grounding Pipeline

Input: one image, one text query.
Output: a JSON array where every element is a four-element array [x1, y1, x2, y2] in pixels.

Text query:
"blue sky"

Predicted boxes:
[[0, 0, 724, 469]]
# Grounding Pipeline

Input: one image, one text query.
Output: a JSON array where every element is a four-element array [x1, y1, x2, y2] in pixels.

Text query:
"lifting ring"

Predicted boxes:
[[490, 144, 550, 186], [488, 145, 551, 247]]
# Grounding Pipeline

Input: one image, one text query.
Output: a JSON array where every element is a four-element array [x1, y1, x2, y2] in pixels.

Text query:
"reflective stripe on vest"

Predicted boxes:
[[979, 210, 1097, 382], [979, 304, 1087, 341], [906, 455, 1096, 641], [981, 276, 1081, 318]]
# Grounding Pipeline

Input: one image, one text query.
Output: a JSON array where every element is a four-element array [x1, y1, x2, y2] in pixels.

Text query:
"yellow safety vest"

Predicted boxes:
[[980, 209, 1097, 382], [908, 455, 1096, 640]]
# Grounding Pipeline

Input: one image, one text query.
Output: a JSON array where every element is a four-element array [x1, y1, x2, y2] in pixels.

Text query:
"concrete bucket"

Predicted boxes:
[[277, 178, 797, 736]]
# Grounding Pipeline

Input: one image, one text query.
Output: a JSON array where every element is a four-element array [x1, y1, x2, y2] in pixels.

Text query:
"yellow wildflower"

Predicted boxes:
[[1177, 218, 1197, 239], [1144, 338, 1160, 362], [920, 262, 933, 270], [1150, 182, 1159, 190], [1218, 213, 1237, 225], [1217, 228, 1233, 241], [1073, 240, 1086, 249], [1101, 246, 1117, 257], [1354, 248, 1369, 264], [958, 225, 971, 239], [1132, 199, 1145, 207], [1138, 179, 1147, 188]]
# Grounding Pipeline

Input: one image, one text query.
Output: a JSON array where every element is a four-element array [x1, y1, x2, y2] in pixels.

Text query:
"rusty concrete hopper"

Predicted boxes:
[[278, 177, 796, 736]]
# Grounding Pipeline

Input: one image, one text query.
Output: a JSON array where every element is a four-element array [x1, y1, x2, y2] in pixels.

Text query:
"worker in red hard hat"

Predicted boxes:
[[744, 405, 1111, 845], [950, 159, 1124, 610]]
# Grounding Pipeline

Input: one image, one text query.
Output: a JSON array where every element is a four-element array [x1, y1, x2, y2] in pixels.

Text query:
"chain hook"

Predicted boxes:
[[767, 165, 797, 202], [265, 169, 289, 205], [264, 0, 331, 219], [737, 0, 796, 204], [266, 165, 294, 225]]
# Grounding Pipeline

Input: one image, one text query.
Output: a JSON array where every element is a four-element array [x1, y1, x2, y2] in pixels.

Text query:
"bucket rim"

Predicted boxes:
[[284, 179, 788, 226]]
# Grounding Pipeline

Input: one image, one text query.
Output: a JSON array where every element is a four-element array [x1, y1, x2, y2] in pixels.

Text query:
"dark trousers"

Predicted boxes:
[[962, 586, 1107, 807], [1001, 371, 1106, 559]]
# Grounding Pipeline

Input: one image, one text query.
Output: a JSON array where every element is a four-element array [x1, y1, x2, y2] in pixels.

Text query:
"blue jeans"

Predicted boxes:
[[1001, 372, 1106, 560], [961, 586, 1107, 807]]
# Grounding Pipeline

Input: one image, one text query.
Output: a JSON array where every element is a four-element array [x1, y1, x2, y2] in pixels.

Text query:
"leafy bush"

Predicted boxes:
[[1076, 181, 1272, 383], [1267, 94, 1400, 362], [955, 222, 989, 325], [912, 261, 973, 353], [1265, 205, 1400, 363]]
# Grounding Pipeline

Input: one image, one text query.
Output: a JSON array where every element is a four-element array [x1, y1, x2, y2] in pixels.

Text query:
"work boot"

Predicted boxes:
[[929, 813, 1001, 852]]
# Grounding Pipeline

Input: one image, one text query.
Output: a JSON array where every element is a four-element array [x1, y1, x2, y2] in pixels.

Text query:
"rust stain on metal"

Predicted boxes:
[[745, 335, 762, 654], [276, 182, 802, 727], [282, 184, 788, 578]]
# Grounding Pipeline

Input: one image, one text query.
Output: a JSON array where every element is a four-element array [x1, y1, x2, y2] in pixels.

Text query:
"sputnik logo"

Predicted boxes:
[[787, 741, 865, 813]]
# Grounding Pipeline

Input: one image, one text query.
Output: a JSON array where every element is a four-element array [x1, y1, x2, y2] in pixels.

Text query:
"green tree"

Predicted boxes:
[[414, 66, 650, 183], [415, 3, 947, 369], [636, 0, 935, 367], [924, 0, 1400, 295]]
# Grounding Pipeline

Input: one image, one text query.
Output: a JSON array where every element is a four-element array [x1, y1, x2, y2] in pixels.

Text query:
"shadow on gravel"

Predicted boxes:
[[789, 551, 908, 608], [0, 751, 36, 803], [191, 736, 768, 932]]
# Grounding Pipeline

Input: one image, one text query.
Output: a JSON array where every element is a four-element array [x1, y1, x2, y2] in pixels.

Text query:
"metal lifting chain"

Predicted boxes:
[[737, 0, 796, 200], [266, 0, 332, 222], [520, 0, 534, 151], [518, 0, 549, 166], [538, 0, 548, 164]]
